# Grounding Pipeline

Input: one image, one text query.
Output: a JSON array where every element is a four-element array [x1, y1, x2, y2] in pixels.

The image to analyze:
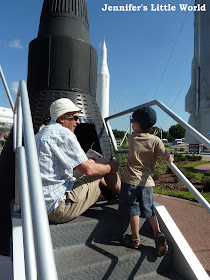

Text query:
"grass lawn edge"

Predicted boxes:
[[154, 187, 210, 204]]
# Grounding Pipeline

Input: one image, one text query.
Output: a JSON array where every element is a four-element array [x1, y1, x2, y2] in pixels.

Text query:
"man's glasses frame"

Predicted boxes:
[[130, 119, 137, 123], [65, 113, 80, 121]]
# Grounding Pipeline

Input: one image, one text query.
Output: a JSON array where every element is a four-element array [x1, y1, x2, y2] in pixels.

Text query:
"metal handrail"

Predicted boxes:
[[0, 65, 14, 109], [0, 65, 58, 279], [104, 100, 210, 214], [14, 80, 58, 280]]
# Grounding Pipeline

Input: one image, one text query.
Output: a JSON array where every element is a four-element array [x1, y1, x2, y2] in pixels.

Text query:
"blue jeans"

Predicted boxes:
[[119, 182, 155, 218]]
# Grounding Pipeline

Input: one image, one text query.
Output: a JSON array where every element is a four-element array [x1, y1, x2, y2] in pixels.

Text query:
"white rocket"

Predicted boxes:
[[96, 40, 110, 120], [185, 0, 210, 143]]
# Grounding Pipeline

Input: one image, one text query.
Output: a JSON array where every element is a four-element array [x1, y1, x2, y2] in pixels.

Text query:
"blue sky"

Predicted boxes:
[[0, 0, 196, 132]]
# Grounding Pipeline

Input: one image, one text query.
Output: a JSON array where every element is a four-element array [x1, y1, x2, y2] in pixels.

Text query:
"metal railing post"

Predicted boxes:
[[0, 65, 14, 110], [14, 95, 23, 212], [18, 146, 37, 280], [19, 80, 58, 280], [155, 100, 210, 150], [167, 162, 210, 213], [105, 99, 210, 213]]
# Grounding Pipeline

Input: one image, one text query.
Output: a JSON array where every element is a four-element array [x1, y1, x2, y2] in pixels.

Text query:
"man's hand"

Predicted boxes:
[[109, 157, 119, 173]]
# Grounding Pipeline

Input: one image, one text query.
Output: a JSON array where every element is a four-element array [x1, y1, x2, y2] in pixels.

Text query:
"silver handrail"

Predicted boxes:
[[104, 100, 210, 214], [167, 162, 210, 213], [0, 65, 58, 279], [16, 80, 58, 280], [0, 65, 14, 109], [18, 146, 37, 279]]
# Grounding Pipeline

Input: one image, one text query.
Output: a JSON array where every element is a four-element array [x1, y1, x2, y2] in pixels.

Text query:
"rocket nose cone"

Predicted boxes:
[[38, 0, 90, 42]]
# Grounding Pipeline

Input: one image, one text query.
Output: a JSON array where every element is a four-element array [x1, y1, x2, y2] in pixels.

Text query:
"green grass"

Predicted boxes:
[[153, 159, 210, 203], [183, 161, 210, 168], [154, 187, 210, 203], [181, 161, 210, 180]]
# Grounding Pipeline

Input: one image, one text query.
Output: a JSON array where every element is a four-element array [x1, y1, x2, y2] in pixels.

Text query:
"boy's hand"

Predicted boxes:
[[163, 154, 173, 163]]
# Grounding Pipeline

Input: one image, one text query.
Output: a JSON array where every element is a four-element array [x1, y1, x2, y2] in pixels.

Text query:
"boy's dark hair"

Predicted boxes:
[[132, 107, 157, 132]]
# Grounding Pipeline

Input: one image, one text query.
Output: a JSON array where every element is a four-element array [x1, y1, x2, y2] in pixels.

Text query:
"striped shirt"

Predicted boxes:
[[35, 121, 88, 214]]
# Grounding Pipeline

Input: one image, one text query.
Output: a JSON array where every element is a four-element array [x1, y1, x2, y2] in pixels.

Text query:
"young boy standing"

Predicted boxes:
[[119, 106, 173, 257]]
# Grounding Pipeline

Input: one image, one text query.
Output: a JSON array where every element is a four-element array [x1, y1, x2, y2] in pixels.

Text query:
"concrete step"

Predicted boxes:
[[50, 199, 184, 280], [54, 241, 173, 280], [50, 199, 152, 249]]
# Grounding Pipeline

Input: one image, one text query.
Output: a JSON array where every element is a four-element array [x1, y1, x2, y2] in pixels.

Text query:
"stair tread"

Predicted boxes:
[[50, 199, 152, 249], [51, 198, 183, 280], [54, 241, 172, 280]]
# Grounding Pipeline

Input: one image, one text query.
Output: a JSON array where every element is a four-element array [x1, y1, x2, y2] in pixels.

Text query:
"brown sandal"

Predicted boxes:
[[155, 232, 168, 257], [121, 234, 140, 249]]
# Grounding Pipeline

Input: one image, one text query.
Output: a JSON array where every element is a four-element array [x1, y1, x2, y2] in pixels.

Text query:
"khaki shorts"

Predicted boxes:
[[48, 176, 101, 223]]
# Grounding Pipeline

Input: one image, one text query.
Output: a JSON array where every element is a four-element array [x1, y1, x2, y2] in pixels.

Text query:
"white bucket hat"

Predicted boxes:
[[50, 98, 82, 121]]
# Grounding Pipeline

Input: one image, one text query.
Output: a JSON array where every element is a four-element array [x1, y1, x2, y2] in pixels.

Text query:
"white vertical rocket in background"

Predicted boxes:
[[185, 0, 210, 144], [96, 40, 110, 120]]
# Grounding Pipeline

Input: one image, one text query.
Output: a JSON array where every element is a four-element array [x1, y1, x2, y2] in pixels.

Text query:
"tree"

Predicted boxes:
[[113, 129, 126, 139], [169, 124, 185, 140], [151, 126, 160, 138]]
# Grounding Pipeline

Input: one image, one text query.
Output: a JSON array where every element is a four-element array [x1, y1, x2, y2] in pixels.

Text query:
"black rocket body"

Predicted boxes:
[[28, 0, 111, 157]]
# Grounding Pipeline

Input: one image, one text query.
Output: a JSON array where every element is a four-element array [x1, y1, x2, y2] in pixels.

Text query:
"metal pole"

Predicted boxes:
[[0, 65, 14, 110], [120, 126, 130, 147], [105, 100, 156, 121], [155, 100, 210, 150], [14, 95, 23, 212], [18, 147, 37, 280], [105, 120, 118, 152], [19, 80, 58, 280], [167, 162, 210, 214]]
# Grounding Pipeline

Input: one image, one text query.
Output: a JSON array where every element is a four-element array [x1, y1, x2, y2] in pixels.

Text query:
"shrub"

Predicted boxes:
[[174, 153, 185, 162], [174, 153, 183, 159], [153, 158, 168, 180], [204, 171, 210, 177], [185, 154, 192, 160], [174, 154, 202, 162], [192, 155, 202, 161], [202, 177, 210, 192], [178, 167, 196, 181], [153, 172, 161, 180]]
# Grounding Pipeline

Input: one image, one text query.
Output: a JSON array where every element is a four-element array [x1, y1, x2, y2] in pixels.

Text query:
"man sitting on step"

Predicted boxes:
[[35, 98, 121, 223]]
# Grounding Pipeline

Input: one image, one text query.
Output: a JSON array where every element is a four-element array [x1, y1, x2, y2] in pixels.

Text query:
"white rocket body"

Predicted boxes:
[[185, 0, 210, 143], [0, 107, 13, 127], [96, 41, 110, 120]]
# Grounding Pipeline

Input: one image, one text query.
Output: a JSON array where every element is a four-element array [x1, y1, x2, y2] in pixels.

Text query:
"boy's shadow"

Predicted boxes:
[[81, 199, 168, 280]]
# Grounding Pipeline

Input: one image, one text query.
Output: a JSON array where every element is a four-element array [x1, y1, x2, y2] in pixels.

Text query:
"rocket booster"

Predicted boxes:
[[27, 0, 98, 133], [96, 41, 110, 120], [185, 0, 210, 143], [27, 0, 112, 157]]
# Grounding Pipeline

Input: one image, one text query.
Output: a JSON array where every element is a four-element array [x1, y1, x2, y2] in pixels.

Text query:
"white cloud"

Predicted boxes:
[[11, 81, 19, 95], [8, 39, 23, 50]]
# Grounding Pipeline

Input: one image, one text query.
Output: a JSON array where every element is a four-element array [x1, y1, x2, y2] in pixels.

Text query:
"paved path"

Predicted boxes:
[[194, 163, 210, 173], [154, 194, 210, 277]]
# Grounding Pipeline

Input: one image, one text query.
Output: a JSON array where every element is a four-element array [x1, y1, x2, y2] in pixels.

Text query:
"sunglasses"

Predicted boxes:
[[65, 113, 80, 121], [130, 119, 137, 123]]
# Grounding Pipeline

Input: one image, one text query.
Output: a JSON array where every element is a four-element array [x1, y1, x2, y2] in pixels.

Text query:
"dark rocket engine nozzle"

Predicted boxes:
[[27, 0, 111, 157], [38, 0, 90, 41], [28, 0, 97, 100]]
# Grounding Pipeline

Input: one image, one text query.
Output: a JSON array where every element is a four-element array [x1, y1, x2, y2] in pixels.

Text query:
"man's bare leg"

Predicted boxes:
[[100, 172, 121, 195], [92, 157, 121, 195]]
